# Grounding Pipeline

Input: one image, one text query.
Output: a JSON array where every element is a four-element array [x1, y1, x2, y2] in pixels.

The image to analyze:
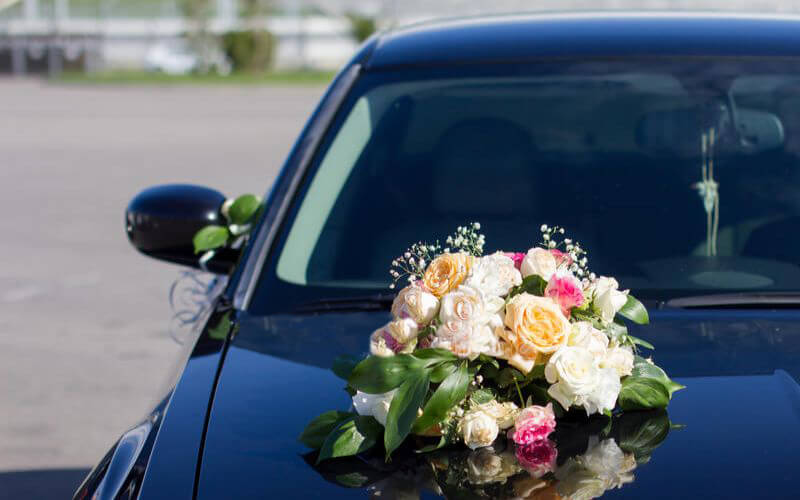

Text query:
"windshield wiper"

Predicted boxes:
[[667, 292, 800, 309], [293, 294, 395, 314]]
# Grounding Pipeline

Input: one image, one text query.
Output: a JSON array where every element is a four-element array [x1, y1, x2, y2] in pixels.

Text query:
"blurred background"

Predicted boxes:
[[1, 0, 799, 497]]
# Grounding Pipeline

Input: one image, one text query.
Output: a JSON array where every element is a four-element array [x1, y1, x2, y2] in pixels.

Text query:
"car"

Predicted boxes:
[[75, 12, 800, 499]]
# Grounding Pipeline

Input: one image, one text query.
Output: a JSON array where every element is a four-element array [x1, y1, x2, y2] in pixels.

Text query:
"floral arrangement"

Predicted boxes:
[[300, 224, 683, 463]]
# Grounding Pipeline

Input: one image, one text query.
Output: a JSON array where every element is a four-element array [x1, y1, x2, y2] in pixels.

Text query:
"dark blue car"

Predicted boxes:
[[77, 13, 800, 499]]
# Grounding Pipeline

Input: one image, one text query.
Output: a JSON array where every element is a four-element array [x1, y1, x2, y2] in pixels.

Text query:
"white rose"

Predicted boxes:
[[591, 277, 629, 323], [439, 285, 502, 326], [601, 345, 634, 377], [464, 252, 522, 297], [584, 367, 621, 415], [568, 322, 609, 357], [369, 328, 395, 357], [387, 318, 419, 344], [352, 390, 396, 426], [391, 284, 439, 325], [477, 400, 519, 430], [459, 409, 499, 449], [545, 346, 601, 412], [432, 320, 503, 360], [520, 247, 557, 281]]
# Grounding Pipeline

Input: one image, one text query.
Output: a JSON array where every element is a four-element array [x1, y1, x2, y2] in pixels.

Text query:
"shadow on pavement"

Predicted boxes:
[[0, 468, 89, 498]]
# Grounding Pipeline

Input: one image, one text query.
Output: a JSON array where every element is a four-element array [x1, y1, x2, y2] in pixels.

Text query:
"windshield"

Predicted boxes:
[[251, 58, 800, 313]]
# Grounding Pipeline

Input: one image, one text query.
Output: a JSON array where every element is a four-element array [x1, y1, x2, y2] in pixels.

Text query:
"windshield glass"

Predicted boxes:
[[252, 58, 800, 313]]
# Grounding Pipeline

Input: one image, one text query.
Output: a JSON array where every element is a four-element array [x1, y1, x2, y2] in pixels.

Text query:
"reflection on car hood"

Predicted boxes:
[[196, 309, 800, 499]]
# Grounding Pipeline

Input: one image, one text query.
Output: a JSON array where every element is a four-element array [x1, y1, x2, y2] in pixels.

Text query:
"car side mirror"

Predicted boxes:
[[125, 184, 239, 274]]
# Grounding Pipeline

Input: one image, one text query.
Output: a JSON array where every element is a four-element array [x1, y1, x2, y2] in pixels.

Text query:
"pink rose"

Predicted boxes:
[[550, 248, 573, 267], [510, 403, 556, 446], [504, 252, 526, 270], [544, 273, 585, 316], [515, 439, 557, 477]]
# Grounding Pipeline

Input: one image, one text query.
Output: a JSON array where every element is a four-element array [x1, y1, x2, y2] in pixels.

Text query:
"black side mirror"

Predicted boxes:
[[125, 184, 239, 274]]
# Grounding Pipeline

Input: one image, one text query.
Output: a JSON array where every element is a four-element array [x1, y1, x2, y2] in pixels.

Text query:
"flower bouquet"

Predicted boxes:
[[300, 224, 683, 463]]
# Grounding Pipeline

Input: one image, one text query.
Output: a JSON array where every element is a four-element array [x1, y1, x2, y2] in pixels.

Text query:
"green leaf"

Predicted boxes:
[[430, 362, 458, 383], [207, 312, 231, 341], [469, 387, 496, 406], [227, 194, 261, 225], [299, 410, 353, 449], [332, 355, 360, 381], [496, 367, 525, 388], [413, 362, 469, 433], [509, 275, 547, 298], [348, 354, 422, 394], [629, 335, 655, 350], [618, 295, 649, 325], [193, 225, 229, 254], [316, 415, 382, 463], [384, 371, 430, 459], [616, 410, 671, 462], [477, 354, 500, 370], [631, 356, 685, 397], [412, 348, 458, 363], [334, 472, 369, 488], [618, 377, 670, 410], [606, 320, 628, 343], [415, 435, 448, 454]]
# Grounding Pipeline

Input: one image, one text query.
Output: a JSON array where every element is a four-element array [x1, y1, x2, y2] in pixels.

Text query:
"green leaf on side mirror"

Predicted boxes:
[[227, 194, 261, 225], [384, 370, 430, 459], [413, 361, 468, 434], [193, 225, 230, 254], [299, 410, 354, 449], [316, 415, 382, 464], [618, 295, 649, 324], [618, 377, 670, 410]]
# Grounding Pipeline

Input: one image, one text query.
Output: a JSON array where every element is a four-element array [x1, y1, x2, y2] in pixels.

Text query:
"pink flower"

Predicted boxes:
[[544, 273, 585, 316], [504, 252, 526, 270], [515, 439, 557, 477], [550, 248, 573, 267], [510, 403, 557, 446]]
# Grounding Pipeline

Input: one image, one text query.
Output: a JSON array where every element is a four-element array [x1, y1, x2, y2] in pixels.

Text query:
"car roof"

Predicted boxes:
[[365, 12, 800, 69]]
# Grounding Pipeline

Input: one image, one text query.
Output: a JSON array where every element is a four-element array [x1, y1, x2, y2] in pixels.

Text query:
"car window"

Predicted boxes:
[[254, 59, 800, 313]]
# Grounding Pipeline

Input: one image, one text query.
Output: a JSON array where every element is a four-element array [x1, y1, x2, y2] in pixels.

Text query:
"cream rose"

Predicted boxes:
[[545, 346, 601, 412], [423, 252, 473, 298], [568, 321, 609, 357], [591, 276, 629, 323], [601, 344, 634, 377], [386, 317, 419, 344], [352, 390, 396, 426], [502, 294, 570, 372], [391, 284, 439, 325], [459, 408, 499, 449], [464, 252, 522, 297], [476, 400, 519, 430], [520, 247, 557, 281], [439, 285, 503, 326], [432, 320, 503, 360]]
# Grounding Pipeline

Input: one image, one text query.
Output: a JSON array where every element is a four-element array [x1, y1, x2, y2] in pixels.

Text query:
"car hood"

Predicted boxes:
[[196, 308, 800, 499]]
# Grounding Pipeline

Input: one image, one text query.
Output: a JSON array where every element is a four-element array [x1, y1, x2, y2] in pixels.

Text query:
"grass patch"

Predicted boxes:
[[55, 70, 336, 86]]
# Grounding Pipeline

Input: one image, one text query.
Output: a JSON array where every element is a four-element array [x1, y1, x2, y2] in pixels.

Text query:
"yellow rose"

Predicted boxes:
[[502, 294, 570, 372], [423, 252, 473, 298]]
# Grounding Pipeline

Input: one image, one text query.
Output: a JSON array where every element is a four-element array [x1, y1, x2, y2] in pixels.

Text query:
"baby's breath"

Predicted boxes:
[[388, 222, 485, 289], [539, 224, 591, 278]]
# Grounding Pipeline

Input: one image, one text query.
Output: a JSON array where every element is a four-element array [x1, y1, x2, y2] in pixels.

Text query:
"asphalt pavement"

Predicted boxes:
[[0, 78, 323, 495]]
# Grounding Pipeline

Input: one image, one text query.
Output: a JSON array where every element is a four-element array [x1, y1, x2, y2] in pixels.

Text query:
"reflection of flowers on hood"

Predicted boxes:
[[515, 438, 557, 478], [466, 447, 521, 485], [555, 437, 636, 500]]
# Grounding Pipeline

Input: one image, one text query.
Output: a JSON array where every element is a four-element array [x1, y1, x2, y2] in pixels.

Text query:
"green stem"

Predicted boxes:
[[513, 375, 524, 407]]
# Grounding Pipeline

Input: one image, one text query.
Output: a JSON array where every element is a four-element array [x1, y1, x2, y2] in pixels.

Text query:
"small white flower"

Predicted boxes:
[[352, 390, 396, 426]]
